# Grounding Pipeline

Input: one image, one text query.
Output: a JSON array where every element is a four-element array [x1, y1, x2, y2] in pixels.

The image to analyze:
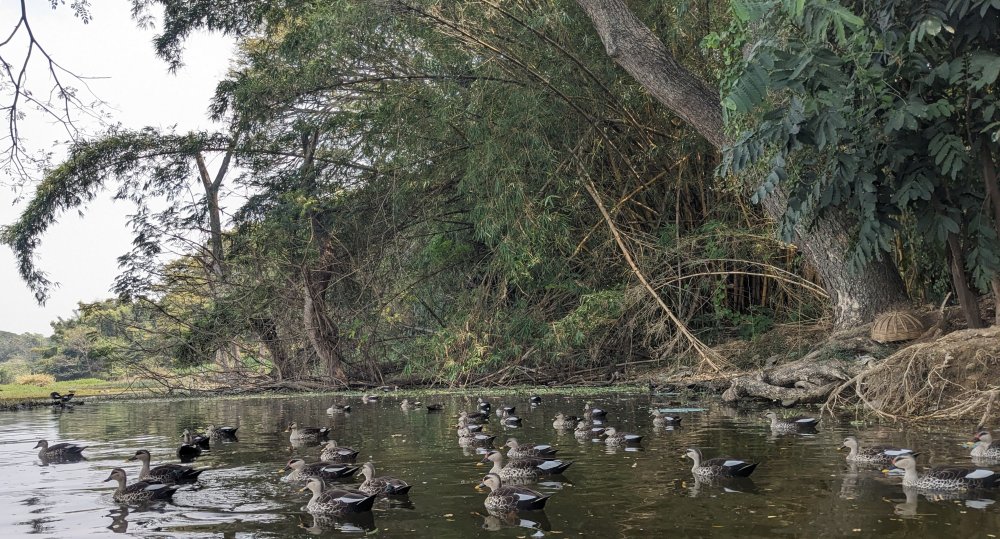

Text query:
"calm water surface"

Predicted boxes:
[[0, 392, 998, 538]]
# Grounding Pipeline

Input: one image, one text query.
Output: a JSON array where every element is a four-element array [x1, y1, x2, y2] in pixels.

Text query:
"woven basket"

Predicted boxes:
[[871, 311, 925, 343]]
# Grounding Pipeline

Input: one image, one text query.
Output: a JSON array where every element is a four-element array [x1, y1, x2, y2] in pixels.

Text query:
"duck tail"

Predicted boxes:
[[357, 494, 378, 512], [733, 462, 759, 477]]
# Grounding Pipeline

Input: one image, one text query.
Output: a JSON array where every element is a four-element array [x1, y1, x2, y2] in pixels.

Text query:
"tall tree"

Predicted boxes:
[[574, 0, 910, 330]]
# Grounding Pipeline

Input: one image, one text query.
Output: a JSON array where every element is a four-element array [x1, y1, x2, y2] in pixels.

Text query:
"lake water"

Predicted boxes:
[[0, 390, 998, 537]]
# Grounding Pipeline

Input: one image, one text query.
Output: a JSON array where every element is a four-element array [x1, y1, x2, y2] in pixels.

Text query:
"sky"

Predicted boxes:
[[0, 0, 234, 335]]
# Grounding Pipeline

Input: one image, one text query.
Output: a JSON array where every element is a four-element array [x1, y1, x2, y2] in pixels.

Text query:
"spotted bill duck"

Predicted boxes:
[[602, 427, 643, 446], [552, 413, 578, 430], [505, 438, 558, 459], [358, 462, 412, 496], [529, 396, 542, 405], [326, 403, 352, 414], [320, 440, 360, 463], [685, 448, 758, 478], [128, 449, 203, 484], [841, 436, 912, 465], [34, 439, 86, 460], [103, 467, 178, 503], [282, 458, 360, 481], [206, 424, 239, 439], [583, 402, 607, 421], [300, 477, 377, 515], [651, 409, 682, 427], [764, 412, 819, 433], [971, 431, 1000, 459], [477, 398, 492, 413], [478, 473, 550, 512], [287, 422, 331, 442], [183, 429, 211, 450], [891, 454, 999, 491], [500, 409, 522, 426], [481, 450, 572, 480]]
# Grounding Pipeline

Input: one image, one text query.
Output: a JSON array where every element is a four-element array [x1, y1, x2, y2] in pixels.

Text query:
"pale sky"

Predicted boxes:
[[0, 0, 234, 335]]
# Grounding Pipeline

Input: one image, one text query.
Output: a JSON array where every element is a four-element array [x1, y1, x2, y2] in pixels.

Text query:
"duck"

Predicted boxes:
[[103, 467, 178, 503], [458, 425, 497, 446], [127, 449, 203, 484], [529, 395, 542, 405], [183, 429, 211, 450], [891, 453, 999, 491], [971, 431, 1000, 459], [685, 448, 758, 478], [602, 427, 643, 446], [286, 422, 331, 442], [358, 462, 412, 496], [176, 440, 201, 462], [500, 409, 522, 426], [426, 403, 444, 412], [574, 421, 597, 439], [481, 450, 572, 480], [361, 394, 379, 404], [281, 458, 359, 481], [458, 412, 485, 432], [461, 410, 489, 422], [552, 413, 578, 430], [478, 473, 550, 512], [477, 397, 492, 413], [49, 391, 76, 407], [651, 409, 682, 427], [300, 477, 377, 515], [206, 424, 239, 439], [495, 405, 516, 417], [505, 438, 558, 459], [400, 399, 421, 411], [320, 440, 360, 463], [841, 436, 912, 465], [764, 412, 819, 433], [34, 439, 86, 460], [326, 403, 352, 414], [583, 402, 607, 421]]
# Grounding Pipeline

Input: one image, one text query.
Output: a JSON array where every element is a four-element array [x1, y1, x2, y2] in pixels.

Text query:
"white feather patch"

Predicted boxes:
[[537, 460, 562, 470], [965, 469, 994, 479], [534, 445, 552, 451], [515, 493, 536, 501], [795, 418, 817, 423], [884, 449, 912, 456], [722, 460, 745, 467]]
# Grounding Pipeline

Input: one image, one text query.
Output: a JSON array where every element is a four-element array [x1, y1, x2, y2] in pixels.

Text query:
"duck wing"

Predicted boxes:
[[498, 485, 550, 510]]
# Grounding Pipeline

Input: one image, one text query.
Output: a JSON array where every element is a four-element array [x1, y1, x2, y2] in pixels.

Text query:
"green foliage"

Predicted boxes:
[[4, 0, 827, 384], [719, 0, 1000, 292]]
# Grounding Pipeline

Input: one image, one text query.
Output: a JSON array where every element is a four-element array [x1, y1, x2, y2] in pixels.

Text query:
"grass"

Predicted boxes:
[[0, 378, 140, 401]]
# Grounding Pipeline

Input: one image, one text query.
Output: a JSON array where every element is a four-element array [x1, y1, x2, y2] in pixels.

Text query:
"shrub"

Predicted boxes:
[[15, 373, 56, 386]]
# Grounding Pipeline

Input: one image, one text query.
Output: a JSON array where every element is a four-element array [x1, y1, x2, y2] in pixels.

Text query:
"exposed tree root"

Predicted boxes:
[[721, 354, 855, 405]]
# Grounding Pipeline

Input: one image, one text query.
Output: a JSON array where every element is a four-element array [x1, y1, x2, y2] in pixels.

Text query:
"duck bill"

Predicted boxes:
[[474, 483, 486, 491], [125, 456, 137, 462], [32, 441, 43, 449]]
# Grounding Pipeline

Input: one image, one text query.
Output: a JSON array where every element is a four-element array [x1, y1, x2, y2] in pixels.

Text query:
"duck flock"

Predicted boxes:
[[27, 392, 1000, 529]]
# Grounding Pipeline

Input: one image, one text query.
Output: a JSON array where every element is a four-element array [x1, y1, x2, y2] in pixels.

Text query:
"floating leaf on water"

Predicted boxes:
[[656, 407, 706, 413]]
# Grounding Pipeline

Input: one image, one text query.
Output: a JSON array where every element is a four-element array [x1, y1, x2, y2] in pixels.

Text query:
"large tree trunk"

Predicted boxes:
[[249, 317, 291, 381], [980, 139, 1000, 325], [302, 256, 348, 383], [574, 0, 909, 329]]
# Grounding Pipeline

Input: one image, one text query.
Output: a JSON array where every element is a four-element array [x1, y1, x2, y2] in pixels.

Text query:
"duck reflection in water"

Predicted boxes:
[[481, 510, 551, 532], [301, 511, 377, 534], [892, 486, 996, 518], [687, 475, 758, 497], [106, 507, 129, 534]]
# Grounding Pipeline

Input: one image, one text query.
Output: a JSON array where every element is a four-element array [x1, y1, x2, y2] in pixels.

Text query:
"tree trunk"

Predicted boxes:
[[302, 256, 348, 382], [574, 0, 909, 329], [249, 317, 290, 381], [980, 138, 1000, 325], [946, 232, 984, 328]]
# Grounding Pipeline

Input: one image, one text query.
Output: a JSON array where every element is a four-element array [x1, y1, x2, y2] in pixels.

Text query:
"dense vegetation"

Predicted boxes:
[[1, 0, 997, 388]]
